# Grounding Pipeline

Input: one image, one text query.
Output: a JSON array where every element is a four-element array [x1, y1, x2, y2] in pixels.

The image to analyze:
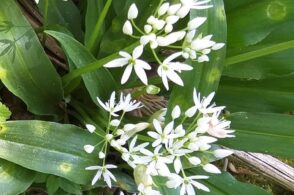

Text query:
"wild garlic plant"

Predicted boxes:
[[84, 1, 234, 195]]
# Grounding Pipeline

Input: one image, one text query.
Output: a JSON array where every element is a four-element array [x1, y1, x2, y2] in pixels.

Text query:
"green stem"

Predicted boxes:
[[62, 42, 138, 86], [225, 40, 294, 66], [86, 0, 113, 53], [151, 49, 162, 64], [43, 0, 49, 28], [131, 20, 145, 35]]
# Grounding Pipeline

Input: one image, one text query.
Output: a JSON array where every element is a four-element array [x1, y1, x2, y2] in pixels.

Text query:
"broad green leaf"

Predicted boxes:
[[216, 76, 294, 113], [188, 170, 270, 195], [45, 31, 117, 101], [59, 177, 82, 195], [0, 120, 101, 185], [0, 159, 35, 195], [226, 0, 294, 48], [38, 0, 83, 41], [219, 112, 294, 158], [0, 0, 63, 115], [0, 102, 11, 122], [168, 0, 227, 112], [46, 175, 60, 195]]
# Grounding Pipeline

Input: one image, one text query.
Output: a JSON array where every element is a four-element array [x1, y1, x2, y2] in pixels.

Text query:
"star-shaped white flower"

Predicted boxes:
[[119, 93, 143, 112], [97, 91, 122, 117], [104, 45, 151, 85], [137, 145, 173, 176], [148, 119, 177, 147], [157, 52, 192, 90], [85, 164, 117, 187], [166, 174, 210, 195]]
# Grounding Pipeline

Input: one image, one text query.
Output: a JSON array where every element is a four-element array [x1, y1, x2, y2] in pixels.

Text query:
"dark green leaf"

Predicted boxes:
[[220, 112, 294, 158], [0, 120, 101, 185], [216, 76, 294, 113], [46, 175, 60, 195], [59, 177, 82, 195], [0, 159, 35, 195], [45, 31, 117, 101], [0, 0, 63, 115], [153, 176, 180, 195]]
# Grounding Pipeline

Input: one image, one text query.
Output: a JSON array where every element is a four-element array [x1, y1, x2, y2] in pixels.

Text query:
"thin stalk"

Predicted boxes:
[[86, 0, 113, 53], [225, 40, 294, 66], [43, 0, 49, 28]]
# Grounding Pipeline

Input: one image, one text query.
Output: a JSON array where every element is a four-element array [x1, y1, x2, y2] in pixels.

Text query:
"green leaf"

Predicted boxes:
[[0, 120, 101, 185], [59, 177, 82, 195], [226, 0, 294, 48], [216, 76, 294, 113], [38, 0, 83, 41], [0, 159, 35, 195], [45, 31, 117, 101], [168, 0, 227, 112], [219, 112, 294, 158], [188, 171, 270, 195], [0, 102, 11, 122], [153, 176, 180, 195], [0, 0, 63, 115], [46, 175, 60, 195]]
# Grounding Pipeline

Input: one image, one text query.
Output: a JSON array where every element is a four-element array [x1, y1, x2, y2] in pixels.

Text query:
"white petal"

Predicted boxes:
[[104, 58, 129, 68], [86, 124, 96, 133], [136, 59, 151, 70], [128, 3, 138, 19], [190, 180, 210, 192], [164, 121, 174, 135], [134, 64, 148, 85], [158, 2, 170, 16], [167, 70, 184, 86], [185, 106, 197, 117], [119, 51, 131, 58], [132, 45, 144, 59], [152, 139, 162, 147], [121, 65, 133, 84], [177, 6, 190, 18], [147, 131, 160, 139], [103, 172, 112, 188], [186, 183, 195, 195], [153, 119, 163, 134], [163, 52, 182, 64], [92, 170, 102, 185], [212, 43, 225, 50], [168, 3, 181, 15], [188, 157, 201, 165], [174, 157, 182, 174]]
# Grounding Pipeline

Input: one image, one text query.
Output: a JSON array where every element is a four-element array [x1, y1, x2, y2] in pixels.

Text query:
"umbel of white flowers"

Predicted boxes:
[[104, 0, 224, 90], [84, 89, 234, 195]]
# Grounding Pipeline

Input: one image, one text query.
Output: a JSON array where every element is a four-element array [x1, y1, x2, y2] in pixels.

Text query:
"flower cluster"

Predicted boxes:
[[85, 89, 234, 195], [104, 0, 224, 90]]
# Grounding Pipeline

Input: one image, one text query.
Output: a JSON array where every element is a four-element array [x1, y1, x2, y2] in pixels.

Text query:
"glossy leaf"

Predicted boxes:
[[0, 0, 63, 115], [168, 0, 227, 112], [220, 112, 294, 158], [216, 76, 294, 113], [45, 31, 117, 101], [0, 120, 101, 185], [0, 159, 35, 195], [38, 0, 83, 41]]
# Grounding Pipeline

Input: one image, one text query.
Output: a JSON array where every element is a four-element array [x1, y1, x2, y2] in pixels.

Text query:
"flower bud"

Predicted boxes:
[[172, 105, 181, 119], [128, 3, 138, 19], [110, 119, 120, 127], [189, 157, 201, 165], [177, 6, 190, 18], [134, 165, 153, 187], [86, 124, 96, 133], [203, 163, 221, 174], [146, 85, 160, 95], [106, 134, 113, 141], [212, 43, 225, 50], [99, 151, 105, 159], [158, 2, 170, 16], [84, 145, 95, 153], [188, 17, 207, 30], [168, 4, 181, 15], [144, 25, 152, 33], [214, 149, 234, 158], [123, 20, 133, 35]]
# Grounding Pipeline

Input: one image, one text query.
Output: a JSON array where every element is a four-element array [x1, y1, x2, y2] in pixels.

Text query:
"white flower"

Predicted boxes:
[[166, 174, 210, 195], [148, 119, 176, 147], [203, 163, 221, 174], [193, 89, 224, 114], [157, 52, 192, 90], [121, 136, 149, 167], [97, 91, 122, 116], [128, 3, 138, 19], [84, 145, 95, 153], [104, 45, 151, 85], [119, 93, 143, 112], [86, 124, 96, 133], [191, 36, 215, 51], [123, 20, 133, 35], [157, 31, 186, 47], [120, 122, 150, 142], [214, 149, 234, 158], [187, 17, 206, 30], [138, 183, 162, 195], [86, 164, 117, 187], [138, 145, 173, 176]]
